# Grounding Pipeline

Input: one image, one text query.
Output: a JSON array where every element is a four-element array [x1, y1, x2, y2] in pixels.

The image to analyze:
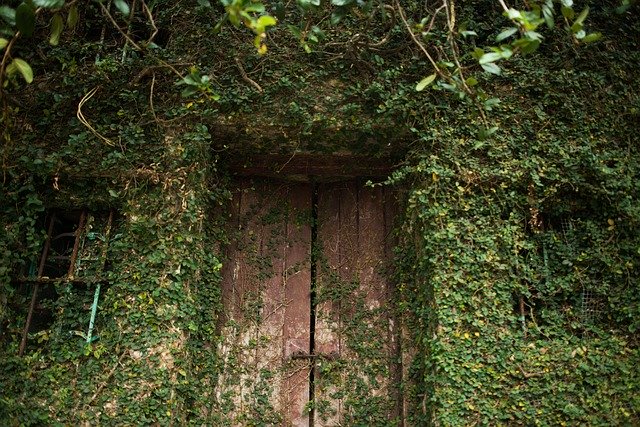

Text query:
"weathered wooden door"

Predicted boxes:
[[216, 178, 402, 426]]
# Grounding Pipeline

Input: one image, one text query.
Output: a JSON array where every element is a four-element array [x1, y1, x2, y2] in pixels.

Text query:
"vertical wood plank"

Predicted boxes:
[[315, 181, 358, 426], [216, 178, 311, 427], [315, 181, 401, 426], [283, 182, 312, 427]]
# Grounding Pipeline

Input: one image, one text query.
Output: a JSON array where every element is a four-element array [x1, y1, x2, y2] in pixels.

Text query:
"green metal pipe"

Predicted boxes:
[[86, 282, 101, 343]]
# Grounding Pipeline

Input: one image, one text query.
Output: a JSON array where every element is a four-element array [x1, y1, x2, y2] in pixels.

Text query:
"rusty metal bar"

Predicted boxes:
[[19, 212, 56, 356], [97, 210, 114, 276], [66, 210, 87, 279]]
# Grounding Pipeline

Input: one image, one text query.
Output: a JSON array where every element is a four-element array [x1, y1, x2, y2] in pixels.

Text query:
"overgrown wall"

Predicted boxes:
[[1, 126, 224, 424], [396, 50, 640, 424], [0, 0, 639, 424]]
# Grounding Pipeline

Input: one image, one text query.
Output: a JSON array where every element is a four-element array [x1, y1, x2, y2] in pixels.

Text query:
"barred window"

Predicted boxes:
[[16, 210, 115, 355]]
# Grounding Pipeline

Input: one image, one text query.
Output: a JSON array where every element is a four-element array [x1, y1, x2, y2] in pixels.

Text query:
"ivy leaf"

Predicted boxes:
[[479, 52, 502, 64], [16, 3, 36, 37], [561, 6, 575, 19], [481, 62, 501, 75], [518, 38, 540, 54], [574, 6, 589, 26], [254, 15, 276, 33], [331, 7, 348, 24], [465, 76, 478, 86], [33, 0, 65, 8], [478, 126, 499, 140], [496, 27, 518, 42], [49, 13, 63, 46], [472, 47, 485, 60], [298, 0, 320, 8], [114, 0, 130, 16], [416, 74, 436, 91], [483, 98, 501, 111], [0, 6, 16, 26], [582, 32, 602, 43], [10, 58, 33, 83], [67, 4, 79, 29], [542, 1, 554, 29]]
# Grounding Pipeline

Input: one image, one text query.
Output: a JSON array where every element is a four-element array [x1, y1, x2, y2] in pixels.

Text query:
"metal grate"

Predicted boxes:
[[580, 285, 603, 325], [17, 210, 114, 355]]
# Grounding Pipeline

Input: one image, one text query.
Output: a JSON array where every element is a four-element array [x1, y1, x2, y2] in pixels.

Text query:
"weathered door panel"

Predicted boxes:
[[216, 178, 402, 426], [315, 182, 401, 426], [217, 178, 312, 427]]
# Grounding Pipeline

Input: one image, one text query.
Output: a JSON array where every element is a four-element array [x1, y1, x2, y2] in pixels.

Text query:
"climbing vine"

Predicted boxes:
[[0, 0, 638, 424]]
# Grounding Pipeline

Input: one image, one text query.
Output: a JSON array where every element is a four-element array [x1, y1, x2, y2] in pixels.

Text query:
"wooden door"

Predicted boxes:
[[216, 178, 402, 426]]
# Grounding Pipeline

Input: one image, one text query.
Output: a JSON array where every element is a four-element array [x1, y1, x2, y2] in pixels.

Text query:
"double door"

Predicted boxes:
[[216, 178, 404, 426]]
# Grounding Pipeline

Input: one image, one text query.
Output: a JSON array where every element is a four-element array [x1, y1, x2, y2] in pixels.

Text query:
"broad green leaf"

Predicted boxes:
[[461, 30, 477, 38], [416, 74, 436, 91], [574, 6, 589, 25], [519, 39, 540, 54], [481, 62, 501, 75], [298, 0, 320, 8], [331, 7, 348, 25], [479, 52, 502, 64], [478, 126, 499, 140], [16, 3, 36, 37], [256, 15, 276, 28], [114, 0, 130, 16], [10, 58, 33, 83], [465, 76, 478, 86], [287, 24, 302, 38], [483, 98, 501, 110], [561, 6, 574, 19], [561, 0, 573, 7], [582, 32, 602, 43], [244, 3, 266, 13], [472, 47, 484, 60], [496, 27, 517, 42], [542, 2, 554, 29], [525, 30, 543, 41], [0, 6, 16, 26], [617, 0, 633, 14], [212, 13, 226, 33], [570, 21, 583, 33], [507, 8, 521, 20], [0, 38, 7, 50], [332, 0, 353, 6], [33, 0, 65, 7], [49, 13, 63, 46], [67, 4, 79, 29]]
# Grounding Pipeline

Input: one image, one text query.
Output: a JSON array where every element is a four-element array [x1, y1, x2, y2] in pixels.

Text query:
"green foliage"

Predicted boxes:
[[0, 0, 638, 424], [392, 36, 640, 423]]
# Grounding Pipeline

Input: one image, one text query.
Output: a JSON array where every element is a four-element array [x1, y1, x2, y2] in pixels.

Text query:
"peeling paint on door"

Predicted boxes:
[[215, 178, 404, 426]]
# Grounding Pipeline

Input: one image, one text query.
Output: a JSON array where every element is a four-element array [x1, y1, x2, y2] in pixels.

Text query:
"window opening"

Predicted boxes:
[[17, 209, 114, 356]]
